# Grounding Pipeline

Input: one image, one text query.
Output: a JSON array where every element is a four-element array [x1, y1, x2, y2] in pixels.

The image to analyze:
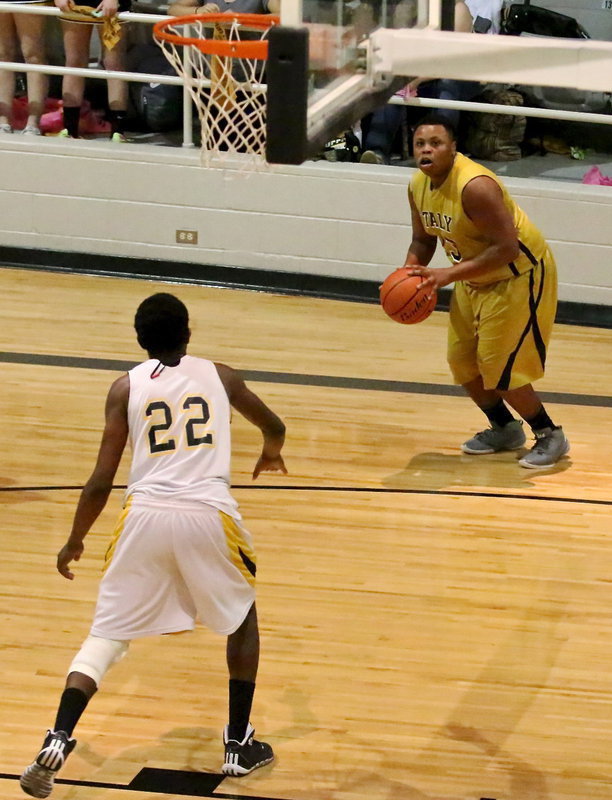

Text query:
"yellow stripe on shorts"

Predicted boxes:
[[220, 511, 257, 587], [102, 496, 132, 573]]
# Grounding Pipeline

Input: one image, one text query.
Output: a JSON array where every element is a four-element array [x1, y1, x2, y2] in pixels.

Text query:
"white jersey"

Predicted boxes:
[[125, 355, 240, 519]]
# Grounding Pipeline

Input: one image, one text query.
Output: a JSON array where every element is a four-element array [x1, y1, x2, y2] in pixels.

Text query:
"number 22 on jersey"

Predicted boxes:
[[146, 395, 214, 455]]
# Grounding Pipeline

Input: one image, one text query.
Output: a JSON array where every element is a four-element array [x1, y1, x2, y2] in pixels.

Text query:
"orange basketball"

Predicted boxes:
[[379, 267, 437, 324]]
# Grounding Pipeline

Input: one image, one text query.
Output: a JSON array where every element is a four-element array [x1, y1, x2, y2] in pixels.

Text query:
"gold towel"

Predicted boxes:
[[62, 5, 122, 50], [210, 23, 237, 112]]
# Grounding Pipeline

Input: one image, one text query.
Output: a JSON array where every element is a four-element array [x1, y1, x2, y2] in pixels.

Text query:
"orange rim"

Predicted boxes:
[[153, 13, 280, 60]]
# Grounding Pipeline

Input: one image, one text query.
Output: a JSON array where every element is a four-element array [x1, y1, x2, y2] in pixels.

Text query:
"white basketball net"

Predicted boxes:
[[156, 16, 271, 167]]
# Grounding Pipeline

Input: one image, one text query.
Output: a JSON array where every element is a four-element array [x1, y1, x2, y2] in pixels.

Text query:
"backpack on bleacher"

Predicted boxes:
[[464, 85, 526, 161], [129, 44, 183, 133]]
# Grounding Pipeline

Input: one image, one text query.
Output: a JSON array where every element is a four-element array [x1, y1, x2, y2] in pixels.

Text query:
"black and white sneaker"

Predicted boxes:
[[222, 722, 274, 777], [20, 729, 76, 798]]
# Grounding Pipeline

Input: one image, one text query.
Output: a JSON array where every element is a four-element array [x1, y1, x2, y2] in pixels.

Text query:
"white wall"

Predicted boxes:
[[0, 136, 611, 306]]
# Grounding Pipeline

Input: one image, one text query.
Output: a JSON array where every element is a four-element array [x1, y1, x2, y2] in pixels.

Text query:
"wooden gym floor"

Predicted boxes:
[[1, 265, 611, 800]]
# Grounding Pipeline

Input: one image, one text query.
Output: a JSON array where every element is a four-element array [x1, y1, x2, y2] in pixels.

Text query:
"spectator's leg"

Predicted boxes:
[[361, 102, 404, 163], [0, 13, 18, 129], [61, 21, 92, 136], [409, 79, 440, 128], [101, 28, 128, 140], [428, 78, 482, 128], [15, 12, 48, 130]]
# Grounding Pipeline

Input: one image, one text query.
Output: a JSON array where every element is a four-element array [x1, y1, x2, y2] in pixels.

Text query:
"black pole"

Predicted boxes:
[[440, 0, 455, 31], [265, 26, 309, 164]]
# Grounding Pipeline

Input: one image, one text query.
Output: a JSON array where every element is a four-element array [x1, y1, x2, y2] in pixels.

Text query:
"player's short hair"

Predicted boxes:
[[134, 293, 190, 354], [413, 114, 457, 141]]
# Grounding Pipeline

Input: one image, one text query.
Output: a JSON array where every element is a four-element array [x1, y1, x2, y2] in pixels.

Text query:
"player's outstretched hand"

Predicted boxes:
[[57, 539, 84, 580], [253, 454, 288, 480]]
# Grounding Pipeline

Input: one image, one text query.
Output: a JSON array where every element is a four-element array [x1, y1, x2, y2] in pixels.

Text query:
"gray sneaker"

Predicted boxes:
[[519, 426, 570, 469], [461, 420, 526, 454]]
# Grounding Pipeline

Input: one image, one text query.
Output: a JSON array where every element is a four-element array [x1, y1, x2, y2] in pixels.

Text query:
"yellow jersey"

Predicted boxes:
[[410, 152, 549, 285]]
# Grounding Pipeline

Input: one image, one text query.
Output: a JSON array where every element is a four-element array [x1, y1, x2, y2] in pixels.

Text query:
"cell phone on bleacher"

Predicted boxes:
[[473, 15, 492, 33]]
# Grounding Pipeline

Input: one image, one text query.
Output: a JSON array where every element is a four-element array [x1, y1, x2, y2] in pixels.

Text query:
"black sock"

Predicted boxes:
[[54, 688, 89, 736], [482, 400, 515, 428], [63, 106, 80, 138], [108, 109, 127, 136], [227, 679, 255, 742], [525, 406, 556, 432]]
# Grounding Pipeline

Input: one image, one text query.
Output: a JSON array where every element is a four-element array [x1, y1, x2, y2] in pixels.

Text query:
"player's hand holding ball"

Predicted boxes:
[[406, 264, 456, 293], [379, 266, 437, 324]]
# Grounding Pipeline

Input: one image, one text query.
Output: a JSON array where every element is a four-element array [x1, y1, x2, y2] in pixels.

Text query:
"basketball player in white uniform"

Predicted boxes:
[[20, 293, 287, 798]]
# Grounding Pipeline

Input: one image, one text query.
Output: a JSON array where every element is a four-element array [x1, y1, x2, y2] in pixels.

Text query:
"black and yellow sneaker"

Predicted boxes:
[[222, 722, 274, 777]]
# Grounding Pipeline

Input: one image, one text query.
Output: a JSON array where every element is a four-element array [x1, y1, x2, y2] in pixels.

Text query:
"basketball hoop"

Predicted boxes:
[[153, 12, 280, 167]]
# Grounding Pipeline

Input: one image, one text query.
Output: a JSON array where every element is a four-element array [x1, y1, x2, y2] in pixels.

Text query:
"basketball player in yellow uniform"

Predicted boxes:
[[405, 115, 569, 468], [20, 293, 287, 799]]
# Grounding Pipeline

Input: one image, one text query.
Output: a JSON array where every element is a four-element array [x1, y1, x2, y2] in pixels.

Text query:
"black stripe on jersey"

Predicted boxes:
[[239, 548, 257, 577], [529, 259, 548, 369], [518, 240, 538, 266], [508, 261, 520, 276], [496, 260, 546, 391]]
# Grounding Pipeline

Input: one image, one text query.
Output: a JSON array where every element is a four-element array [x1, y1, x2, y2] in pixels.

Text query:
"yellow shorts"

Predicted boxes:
[[447, 249, 558, 391]]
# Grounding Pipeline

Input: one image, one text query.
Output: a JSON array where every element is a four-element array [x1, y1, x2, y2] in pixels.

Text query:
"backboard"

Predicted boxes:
[[265, 0, 612, 165], [266, 0, 442, 164]]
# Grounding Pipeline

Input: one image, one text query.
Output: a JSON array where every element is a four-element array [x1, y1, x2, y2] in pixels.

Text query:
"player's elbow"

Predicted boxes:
[[502, 240, 520, 263], [413, 233, 434, 247], [265, 417, 286, 439], [83, 474, 114, 500], [272, 419, 286, 438]]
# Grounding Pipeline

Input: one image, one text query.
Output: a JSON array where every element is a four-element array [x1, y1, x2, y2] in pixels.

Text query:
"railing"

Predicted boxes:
[[0, 3, 199, 145], [1, 2, 611, 158], [391, 95, 612, 127]]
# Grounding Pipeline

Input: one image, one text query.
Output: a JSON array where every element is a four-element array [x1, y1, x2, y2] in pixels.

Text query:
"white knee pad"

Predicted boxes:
[[69, 635, 129, 686]]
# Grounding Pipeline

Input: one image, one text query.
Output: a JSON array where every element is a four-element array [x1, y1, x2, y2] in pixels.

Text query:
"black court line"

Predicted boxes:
[[0, 770, 290, 800], [2, 351, 612, 408], [2, 250, 611, 329], [0, 774, 123, 792], [1, 484, 610, 507]]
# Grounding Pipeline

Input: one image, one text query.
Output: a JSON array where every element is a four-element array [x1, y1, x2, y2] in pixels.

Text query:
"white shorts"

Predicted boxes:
[[90, 498, 257, 639]]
